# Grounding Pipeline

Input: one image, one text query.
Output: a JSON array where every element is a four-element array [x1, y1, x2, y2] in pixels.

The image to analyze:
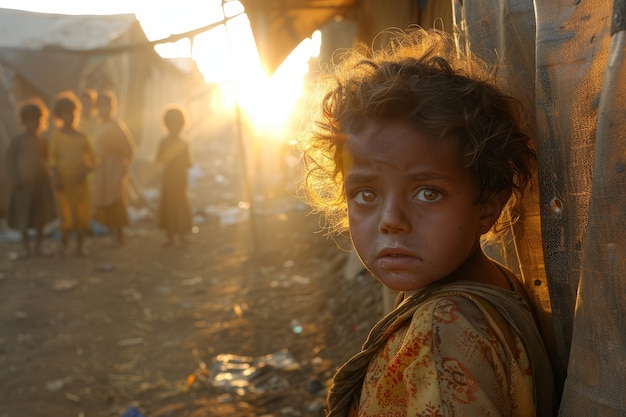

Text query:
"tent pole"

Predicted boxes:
[[234, 100, 260, 257]]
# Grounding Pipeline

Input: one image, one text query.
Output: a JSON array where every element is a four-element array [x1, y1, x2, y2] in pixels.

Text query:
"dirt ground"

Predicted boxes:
[[0, 189, 383, 417]]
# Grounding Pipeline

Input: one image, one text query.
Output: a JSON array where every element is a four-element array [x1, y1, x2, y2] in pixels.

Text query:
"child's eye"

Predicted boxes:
[[353, 190, 377, 204], [416, 188, 442, 202]]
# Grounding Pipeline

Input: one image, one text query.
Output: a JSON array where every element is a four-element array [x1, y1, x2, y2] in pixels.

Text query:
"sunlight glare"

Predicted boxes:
[[0, 0, 323, 140]]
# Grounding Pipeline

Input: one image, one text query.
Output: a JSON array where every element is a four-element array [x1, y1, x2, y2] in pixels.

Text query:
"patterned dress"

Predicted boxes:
[[329, 277, 555, 417]]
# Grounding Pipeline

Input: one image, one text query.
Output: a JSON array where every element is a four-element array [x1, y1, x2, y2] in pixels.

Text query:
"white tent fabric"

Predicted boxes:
[[0, 8, 137, 50]]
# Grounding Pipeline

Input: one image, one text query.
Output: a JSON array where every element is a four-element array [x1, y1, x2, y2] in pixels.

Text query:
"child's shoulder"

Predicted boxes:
[[405, 283, 524, 329], [413, 292, 488, 324]]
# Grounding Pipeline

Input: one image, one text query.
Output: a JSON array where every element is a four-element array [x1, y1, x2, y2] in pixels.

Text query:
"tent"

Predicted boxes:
[[0, 8, 212, 218], [240, 0, 626, 415]]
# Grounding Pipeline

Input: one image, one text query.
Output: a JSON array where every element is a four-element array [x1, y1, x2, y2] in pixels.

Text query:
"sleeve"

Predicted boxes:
[[359, 297, 513, 417]]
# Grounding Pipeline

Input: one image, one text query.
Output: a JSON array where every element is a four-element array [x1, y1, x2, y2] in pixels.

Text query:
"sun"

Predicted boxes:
[[138, 0, 321, 139]]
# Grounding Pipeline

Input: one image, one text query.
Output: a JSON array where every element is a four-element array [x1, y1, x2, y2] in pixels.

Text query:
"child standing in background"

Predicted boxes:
[[5, 98, 57, 258], [92, 90, 135, 246], [156, 104, 193, 246], [49, 91, 97, 256], [301, 28, 555, 416]]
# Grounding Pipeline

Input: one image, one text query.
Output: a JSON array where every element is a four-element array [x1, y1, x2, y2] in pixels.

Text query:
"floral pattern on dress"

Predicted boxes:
[[355, 296, 535, 417]]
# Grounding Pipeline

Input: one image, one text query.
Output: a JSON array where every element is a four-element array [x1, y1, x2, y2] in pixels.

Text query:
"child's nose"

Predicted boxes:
[[379, 197, 412, 234]]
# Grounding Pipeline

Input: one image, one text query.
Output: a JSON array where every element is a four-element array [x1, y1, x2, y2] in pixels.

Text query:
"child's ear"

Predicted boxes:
[[480, 188, 511, 230]]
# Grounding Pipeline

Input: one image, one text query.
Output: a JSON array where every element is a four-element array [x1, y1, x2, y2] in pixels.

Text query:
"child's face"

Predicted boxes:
[[97, 99, 112, 118], [58, 108, 76, 128], [343, 121, 491, 293], [24, 118, 41, 135]]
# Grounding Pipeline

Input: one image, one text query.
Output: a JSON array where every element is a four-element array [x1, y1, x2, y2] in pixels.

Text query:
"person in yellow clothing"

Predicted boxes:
[[301, 28, 555, 416], [49, 91, 97, 256], [78, 88, 100, 232], [92, 90, 135, 245]]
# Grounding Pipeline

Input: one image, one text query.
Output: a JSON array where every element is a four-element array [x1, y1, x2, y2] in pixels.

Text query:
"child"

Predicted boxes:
[[49, 91, 97, 256], [156, 104, 193, 245], [301, 28, 555, 416], [5, 98, 57, 258], [92, 90, 135, 245]]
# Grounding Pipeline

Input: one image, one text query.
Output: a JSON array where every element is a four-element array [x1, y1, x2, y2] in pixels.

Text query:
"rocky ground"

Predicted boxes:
[[0, 185, 383, 417]]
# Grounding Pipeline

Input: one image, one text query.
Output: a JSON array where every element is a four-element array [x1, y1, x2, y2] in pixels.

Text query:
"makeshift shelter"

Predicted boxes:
[[240, 0, 625, 416], [0, 8, 212, 218]]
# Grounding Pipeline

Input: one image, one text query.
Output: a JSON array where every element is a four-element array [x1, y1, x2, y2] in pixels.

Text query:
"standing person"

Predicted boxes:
[[92, 90, 135, 246], [301, 28, 555, 416], [156, 104, 193, 245], [5, 98, 57, 258], [79, 88, 99, 137], [49, 91, 97, 256], [79, 88, 99, 231]]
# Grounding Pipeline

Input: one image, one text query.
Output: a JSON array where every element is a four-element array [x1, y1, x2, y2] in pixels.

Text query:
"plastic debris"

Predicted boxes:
[[53, 279, 79, 291], [96, 263, 115, 272], [290, 319, 303, 334], [118, 337, 144, 347], [182, 276, 203, 286], [120, 406, 145, 417], [188, 349, 300, 396]]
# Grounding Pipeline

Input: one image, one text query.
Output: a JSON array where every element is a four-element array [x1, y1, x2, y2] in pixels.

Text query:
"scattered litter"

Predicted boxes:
[[14, 311, 29, 319], [232, 303, 247, 317], [188, 349, 300, 396], [290, 319, 303, 334], [118, 337, 144, 347], [204, 204, 250, 226], [128, 206, 153, 224], [122, 288, 143, 301], [64, 392, 81, 402], [46, 377, 70, 391], [270, 274, 311, 288], [120, 406, 145, 417], [153, 286, 171, 295], [182, 276, 203, 286], [96, 263, 115, 272], [53, 279, 79, 291]]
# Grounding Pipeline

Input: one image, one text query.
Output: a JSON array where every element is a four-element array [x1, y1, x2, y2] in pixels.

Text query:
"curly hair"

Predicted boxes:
[[300, 27, 535, 235]]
